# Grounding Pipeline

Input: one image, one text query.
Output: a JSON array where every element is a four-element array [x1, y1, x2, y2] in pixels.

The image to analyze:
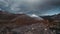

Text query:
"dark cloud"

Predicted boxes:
[[0, 0, 60, 16]]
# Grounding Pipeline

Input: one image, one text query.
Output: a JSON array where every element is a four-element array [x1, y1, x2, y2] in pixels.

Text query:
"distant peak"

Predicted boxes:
[[27, 14, 44, 20]]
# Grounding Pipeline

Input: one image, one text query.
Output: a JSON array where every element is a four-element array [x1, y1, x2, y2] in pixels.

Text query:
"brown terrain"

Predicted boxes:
[[0, 10, 59, 34], [0, 10, 49, 26]]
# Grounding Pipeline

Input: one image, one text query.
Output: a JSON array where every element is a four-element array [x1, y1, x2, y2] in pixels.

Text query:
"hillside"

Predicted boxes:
[[41, 14, 60, 34], [0, 10, 57, 34]]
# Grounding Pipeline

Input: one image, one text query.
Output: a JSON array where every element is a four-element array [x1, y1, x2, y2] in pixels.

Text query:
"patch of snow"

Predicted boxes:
[[27, 14, 43, 20]]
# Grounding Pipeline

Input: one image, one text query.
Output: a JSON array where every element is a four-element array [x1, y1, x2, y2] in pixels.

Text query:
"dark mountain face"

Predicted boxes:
[[0, 11, 17, 23], [0, 10, 44, 25]]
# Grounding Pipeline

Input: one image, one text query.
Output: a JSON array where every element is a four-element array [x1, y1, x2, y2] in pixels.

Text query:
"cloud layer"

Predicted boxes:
[[0, 0, 60, 16]]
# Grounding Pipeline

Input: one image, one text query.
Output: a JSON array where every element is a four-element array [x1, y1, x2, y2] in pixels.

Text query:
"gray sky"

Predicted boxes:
[[0, 0, 60, 16]]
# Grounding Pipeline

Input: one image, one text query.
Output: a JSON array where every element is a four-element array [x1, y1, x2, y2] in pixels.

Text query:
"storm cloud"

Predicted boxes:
[[0, 0, 60, 16]]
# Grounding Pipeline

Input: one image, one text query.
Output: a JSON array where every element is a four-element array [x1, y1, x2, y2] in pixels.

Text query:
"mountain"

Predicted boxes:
[[9, 14, 44, 26], [0, 10, 45, 25], [0, 11, 55, 34], [41, 13, 60, 34], [0, 10, 17, 24]]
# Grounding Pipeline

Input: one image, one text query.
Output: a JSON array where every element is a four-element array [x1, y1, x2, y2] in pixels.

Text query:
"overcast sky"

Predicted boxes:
[[0, 0, 60, 16]]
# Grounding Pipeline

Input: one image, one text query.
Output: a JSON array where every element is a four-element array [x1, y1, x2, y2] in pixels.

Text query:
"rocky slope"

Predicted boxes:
[[0, 11, 55, 34]]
